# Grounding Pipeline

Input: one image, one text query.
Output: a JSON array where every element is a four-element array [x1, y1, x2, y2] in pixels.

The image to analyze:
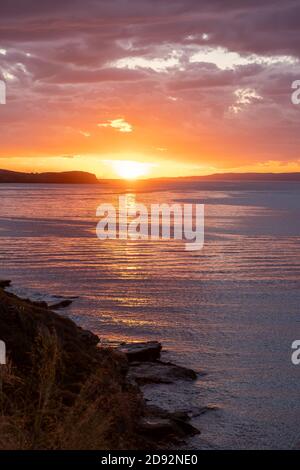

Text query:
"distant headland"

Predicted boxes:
[[0, 169, 98, 184], [1, 168, 300, 184]]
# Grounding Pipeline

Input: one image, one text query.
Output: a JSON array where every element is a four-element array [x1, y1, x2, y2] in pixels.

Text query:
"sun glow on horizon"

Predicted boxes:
[[2, 155, 300, 180], [108, 160, 153, 180]]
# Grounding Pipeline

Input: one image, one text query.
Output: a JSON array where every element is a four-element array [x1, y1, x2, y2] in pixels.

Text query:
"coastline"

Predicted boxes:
[[0, 280, 199, 450]]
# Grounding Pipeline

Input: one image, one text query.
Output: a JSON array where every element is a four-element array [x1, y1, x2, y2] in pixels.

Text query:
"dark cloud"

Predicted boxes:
[[0, 0, 298, 57]]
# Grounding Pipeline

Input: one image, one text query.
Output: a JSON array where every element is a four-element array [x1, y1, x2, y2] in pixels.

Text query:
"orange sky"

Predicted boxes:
[[0, 1, 300, 178]]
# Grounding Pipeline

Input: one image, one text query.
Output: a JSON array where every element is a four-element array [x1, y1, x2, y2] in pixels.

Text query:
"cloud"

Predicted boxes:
[[79, 130, 91, 137], [98, 118, 133, 133], [110, 50, 182, 73], [229, 88, 263, 114], [2, 70, 15, 80], [189, 47, 298, 70]]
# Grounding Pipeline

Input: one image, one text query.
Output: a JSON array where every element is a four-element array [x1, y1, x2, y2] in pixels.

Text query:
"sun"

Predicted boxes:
[[111, 160, 151, 180]]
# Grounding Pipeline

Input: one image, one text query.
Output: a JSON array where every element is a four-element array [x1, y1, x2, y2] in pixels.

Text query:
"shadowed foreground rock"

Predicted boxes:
[[0, 283, 145, 449], [0, 280, 11, 288], [118, 341, 199, 385], [49, 299, 73, 310], [117, 341, 162, 362], [117, 341, 200, 443], [128, 360, 198, 385], [140, 406, 200, 442], [0, 282, 200, 449]]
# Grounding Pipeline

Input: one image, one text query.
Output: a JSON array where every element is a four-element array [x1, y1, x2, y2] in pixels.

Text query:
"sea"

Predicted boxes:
[[0, 180, 300, 449]]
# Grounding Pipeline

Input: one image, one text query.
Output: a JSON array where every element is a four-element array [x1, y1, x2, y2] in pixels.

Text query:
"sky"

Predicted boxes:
[[0, 0, 300, 178]]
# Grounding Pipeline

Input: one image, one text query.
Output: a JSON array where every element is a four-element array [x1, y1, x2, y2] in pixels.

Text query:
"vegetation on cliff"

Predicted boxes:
[[0, 283, 145, 449]]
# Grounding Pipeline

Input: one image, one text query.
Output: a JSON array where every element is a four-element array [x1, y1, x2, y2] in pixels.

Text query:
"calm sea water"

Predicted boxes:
[[0, 181, 300, 449]]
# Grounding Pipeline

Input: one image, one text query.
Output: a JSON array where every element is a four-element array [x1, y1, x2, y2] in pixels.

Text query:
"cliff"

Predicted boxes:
[[0, 282, 145, 449], [0, 170, 98, 184], [0, 280, 200, 450]]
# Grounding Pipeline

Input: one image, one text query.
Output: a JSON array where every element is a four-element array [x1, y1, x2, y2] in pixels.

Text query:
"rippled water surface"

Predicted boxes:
[[0, 181, 300, 449]]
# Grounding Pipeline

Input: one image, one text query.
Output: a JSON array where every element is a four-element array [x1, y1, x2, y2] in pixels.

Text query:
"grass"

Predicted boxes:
[[0, 288, 146, 450]]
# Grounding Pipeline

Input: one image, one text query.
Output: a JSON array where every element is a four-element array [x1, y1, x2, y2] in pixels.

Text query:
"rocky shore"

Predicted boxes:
[[0, 280, 200, 449]]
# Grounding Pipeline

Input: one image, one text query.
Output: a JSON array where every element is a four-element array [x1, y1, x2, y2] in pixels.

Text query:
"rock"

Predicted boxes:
[[27, 300, 49, 309], [191, 404, 219, 417], [144, 405, 190, 422], [139, 417, 174, 438], [49, 299, 73, 310], [139, 417, 178, 439], [117, 341, 162, 362], [0, 280, 11, 288], [128, 360, 198, 385], [169, 411, 190, 422], [139, 412, 200, 441], [171, 418, 200, 437], [77, 328, 100, 346]]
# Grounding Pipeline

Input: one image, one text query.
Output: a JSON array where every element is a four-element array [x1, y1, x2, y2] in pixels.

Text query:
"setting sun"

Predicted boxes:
[[110, 160, 152, 180]]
